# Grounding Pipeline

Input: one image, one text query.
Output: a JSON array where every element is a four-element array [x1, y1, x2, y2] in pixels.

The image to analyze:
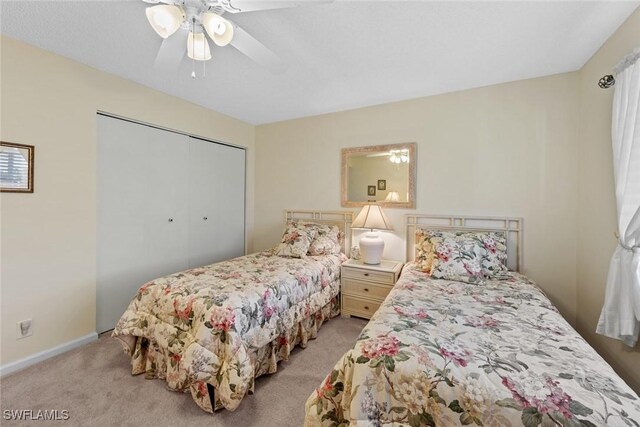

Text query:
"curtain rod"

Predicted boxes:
[[599, 47, 640, 89]]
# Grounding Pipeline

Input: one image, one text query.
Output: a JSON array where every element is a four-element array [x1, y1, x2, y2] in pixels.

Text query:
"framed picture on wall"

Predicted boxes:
[[377, 179, 386, 190], [368, 185, 376, 196], [1, 142, 34, 193]]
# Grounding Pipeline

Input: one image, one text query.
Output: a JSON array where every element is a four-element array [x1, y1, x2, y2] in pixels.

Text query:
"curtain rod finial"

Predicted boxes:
[[599, 74, 615, 89]]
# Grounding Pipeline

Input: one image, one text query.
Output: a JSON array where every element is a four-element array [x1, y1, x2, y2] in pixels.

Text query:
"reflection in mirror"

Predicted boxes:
[[341, 143, 416, 209], [348, 156, 409, 202]]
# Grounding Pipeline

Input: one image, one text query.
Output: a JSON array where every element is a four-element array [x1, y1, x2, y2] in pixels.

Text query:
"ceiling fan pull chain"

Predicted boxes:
[[203, 27, 206, 77], [191, 17, 196, 79]]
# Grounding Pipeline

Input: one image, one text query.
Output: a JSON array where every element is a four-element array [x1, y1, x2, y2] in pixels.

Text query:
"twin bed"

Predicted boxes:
[[113, 211, 640, 425], [305, 215, 640, 426], [113, 210, 352, 412]]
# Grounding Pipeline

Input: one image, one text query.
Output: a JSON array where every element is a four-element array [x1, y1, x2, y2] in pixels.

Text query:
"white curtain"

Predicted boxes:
[[597, 48, 640, 347]]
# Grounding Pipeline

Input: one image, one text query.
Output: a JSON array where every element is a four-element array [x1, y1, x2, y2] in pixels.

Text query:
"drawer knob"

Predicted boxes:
[[363, 288, 369, 292], [364, 306, 369, 310], [364, 273, 369, 276], [168, 218, 174, 223]]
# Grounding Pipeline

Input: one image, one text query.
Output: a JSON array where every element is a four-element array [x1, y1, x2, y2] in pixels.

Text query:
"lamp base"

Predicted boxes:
[[359, 231, 385, 265]]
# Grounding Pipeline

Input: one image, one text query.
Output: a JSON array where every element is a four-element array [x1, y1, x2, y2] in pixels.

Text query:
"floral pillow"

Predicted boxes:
[[274, 223, 318, 258], [415, 228, 438, 273], [415, 229, 509, 280], [428, 235, 486, 284], [476, 232, 509, 278], [415, 229, 457, 273], [308, 224, 342, 256]]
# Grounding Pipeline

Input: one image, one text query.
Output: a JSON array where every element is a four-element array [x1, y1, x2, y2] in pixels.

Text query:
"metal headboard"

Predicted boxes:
[[285, 210, 354, 254], [406, 214, 523, 272]]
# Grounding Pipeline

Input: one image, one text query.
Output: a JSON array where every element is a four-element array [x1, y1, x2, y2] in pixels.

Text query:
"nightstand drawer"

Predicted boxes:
[[342, 295, 381, 317], [342, 266, 396, 285], [342, 278, 391, 300]]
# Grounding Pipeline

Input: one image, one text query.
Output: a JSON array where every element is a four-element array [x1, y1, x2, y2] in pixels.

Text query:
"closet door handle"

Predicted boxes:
[[203, 217, 208, 221], [168, 218, 174, 223]]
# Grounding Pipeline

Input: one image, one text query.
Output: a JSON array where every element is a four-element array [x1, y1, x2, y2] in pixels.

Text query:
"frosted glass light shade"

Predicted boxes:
[[145, 5, 184, 39], [202, 13, 234, 46], [389, 149, 409, 164], [188, 32, 212, 61], [352, 205, 393, 265]]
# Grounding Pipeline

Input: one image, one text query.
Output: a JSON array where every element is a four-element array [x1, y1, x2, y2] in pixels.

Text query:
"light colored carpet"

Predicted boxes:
[[1, 316, 367, 427]]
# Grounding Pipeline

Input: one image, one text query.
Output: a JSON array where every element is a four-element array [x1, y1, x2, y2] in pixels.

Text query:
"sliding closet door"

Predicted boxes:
[[145, 126, 190, 276], [188, 138, 245, 268], [98, 115, 245, 332], [212, 142, 245, 261], [97, 117, 149, 334], [97, 115, 189, 333], [188, 138, 218, 268]]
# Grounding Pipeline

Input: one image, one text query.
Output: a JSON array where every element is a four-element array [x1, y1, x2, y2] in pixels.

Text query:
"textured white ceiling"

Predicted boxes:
[[2, 1, 638, 124]]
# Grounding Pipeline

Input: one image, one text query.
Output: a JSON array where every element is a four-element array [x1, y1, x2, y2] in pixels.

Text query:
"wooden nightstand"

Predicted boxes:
[[341, 259, 404, 319]]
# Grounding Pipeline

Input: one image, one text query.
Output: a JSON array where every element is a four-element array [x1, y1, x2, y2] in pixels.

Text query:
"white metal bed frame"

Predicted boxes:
[[405, 214, 523, 272], [285, 210, 354, 254]]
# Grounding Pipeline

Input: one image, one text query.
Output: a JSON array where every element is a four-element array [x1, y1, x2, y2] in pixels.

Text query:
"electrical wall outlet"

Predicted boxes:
[[16, 319, 33, 339]]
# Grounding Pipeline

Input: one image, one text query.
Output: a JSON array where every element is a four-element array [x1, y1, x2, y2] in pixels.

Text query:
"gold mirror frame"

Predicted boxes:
[[341, 142, 416, 209]]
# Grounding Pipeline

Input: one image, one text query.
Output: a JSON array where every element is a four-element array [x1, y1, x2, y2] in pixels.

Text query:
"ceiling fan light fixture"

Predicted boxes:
[[145, 5, 184, 39], [187, 31, 212, 61], [202, 13, 234, 46], [389, 149, 409, 164]]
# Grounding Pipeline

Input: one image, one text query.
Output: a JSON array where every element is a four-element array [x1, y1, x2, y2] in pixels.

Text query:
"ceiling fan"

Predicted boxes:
[[142, 0, 332, 75], [366, 149, 410, 163]]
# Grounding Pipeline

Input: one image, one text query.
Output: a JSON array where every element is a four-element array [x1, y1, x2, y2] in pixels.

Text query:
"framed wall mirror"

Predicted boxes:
[[341, 142, 416, 209]]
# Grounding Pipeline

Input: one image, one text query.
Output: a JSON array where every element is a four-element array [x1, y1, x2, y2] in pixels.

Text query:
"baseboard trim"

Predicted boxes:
[[0, 332, 98, 377]]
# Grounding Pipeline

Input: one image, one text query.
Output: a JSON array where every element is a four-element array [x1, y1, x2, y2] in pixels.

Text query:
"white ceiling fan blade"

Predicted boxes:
[[153, 29, 187, 70], [229, 23, 285, 73], [223, 0, 333, 14]]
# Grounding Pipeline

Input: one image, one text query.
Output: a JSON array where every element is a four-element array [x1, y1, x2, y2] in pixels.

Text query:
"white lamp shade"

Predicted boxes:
[[145, 5, 184, 39], [187, 31, 212, 61], [385, 191, 400, 202], [352, 205, 393, 231], [202, 13, 234, 47]]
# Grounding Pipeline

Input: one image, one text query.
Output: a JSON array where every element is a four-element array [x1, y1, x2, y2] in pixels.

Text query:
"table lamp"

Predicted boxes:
[[351, 204, 393, 264], [385, 191, 400, 202]]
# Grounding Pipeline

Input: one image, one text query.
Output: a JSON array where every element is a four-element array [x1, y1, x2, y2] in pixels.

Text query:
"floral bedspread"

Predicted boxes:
[[305, 262, 640, 426], [113, 251, 344, 412]]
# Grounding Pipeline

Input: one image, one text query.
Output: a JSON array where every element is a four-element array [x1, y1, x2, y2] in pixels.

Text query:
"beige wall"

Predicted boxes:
[[255, 73, 580, 324], [0, 36, 255, 365], [576, 9, 640, 393]]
